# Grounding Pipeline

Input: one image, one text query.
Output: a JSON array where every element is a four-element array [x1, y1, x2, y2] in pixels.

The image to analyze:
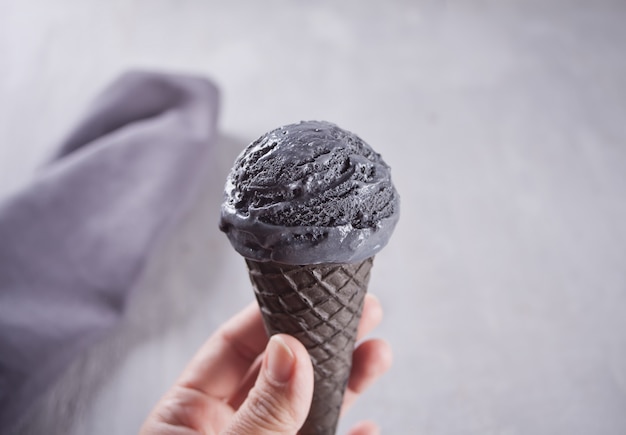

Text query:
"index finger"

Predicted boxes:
[[175, 293, 382, 402], [177, 301, 269, 400]]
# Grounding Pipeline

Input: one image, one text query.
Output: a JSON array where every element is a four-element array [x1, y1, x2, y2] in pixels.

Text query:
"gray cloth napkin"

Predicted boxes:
[[0, 71, 219, 429]]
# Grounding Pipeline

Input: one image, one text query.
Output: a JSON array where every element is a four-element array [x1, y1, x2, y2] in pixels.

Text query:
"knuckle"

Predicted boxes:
[[245, 387, 298, 432]]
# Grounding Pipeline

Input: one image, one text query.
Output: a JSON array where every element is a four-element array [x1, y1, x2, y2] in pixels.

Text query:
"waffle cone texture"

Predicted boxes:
[[246, 257, 374, 435]]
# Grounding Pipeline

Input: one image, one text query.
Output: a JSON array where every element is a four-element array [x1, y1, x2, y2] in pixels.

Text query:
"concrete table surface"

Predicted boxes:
[[1, 1, 625, 434]]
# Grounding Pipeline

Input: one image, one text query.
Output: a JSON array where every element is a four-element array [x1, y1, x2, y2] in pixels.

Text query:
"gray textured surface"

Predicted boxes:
[[220, 120, 400, 265], [248, 258, 372, 434], [1, 1, 626, 434]]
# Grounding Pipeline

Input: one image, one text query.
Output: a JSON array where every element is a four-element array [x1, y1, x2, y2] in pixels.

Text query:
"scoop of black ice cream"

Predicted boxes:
[[220, 120, 399, 264]]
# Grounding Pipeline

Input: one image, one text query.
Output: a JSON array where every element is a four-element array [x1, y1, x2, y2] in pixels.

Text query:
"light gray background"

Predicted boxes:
[[2, 1, 626, 434]]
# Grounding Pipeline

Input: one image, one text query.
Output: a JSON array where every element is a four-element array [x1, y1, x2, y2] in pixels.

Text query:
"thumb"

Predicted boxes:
[[223, 334, 314, 435]]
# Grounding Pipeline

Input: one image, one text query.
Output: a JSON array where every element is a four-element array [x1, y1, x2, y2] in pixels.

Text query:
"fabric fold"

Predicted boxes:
[[0, 71, 220, 429]]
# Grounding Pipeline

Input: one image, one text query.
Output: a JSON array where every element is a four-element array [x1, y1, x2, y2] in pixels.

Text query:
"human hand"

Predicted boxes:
[[139, 294, 392, 435]]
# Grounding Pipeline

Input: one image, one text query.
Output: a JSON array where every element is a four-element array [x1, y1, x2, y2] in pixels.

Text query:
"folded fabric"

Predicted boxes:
[[0, 71, 219, 430]]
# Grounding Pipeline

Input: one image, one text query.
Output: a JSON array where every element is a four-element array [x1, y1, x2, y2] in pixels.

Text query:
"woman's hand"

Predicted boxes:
[[140, 294, 392, 435]]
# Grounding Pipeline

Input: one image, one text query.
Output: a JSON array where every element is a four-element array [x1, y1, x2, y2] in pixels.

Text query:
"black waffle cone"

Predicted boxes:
[[246, 257, 374, 435]]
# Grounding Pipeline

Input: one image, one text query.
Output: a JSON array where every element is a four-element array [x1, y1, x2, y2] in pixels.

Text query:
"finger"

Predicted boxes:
[[177, 302, 269, 400], [140, 383, 233, 435], [223, 334, 314, 435], [342, 338, 393, 414], [347, 420, 381, 435], [228, 293, 384, 411], [177, 293, 382, 403], [228, 353, 263, 410], [357, 294, 383, 341], [228, 294, 383, 410]]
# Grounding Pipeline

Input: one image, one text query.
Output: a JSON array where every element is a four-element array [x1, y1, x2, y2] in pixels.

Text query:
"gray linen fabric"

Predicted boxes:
[[0, 71, 219, 429]]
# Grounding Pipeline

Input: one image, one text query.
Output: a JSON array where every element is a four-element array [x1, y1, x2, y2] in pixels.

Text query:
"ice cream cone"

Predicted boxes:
[[245, 257, 374, 435], [220, 120, 399, 433]]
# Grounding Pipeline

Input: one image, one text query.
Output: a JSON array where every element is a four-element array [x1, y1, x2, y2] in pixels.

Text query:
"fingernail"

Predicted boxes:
[[266, 335, 295, 383]]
